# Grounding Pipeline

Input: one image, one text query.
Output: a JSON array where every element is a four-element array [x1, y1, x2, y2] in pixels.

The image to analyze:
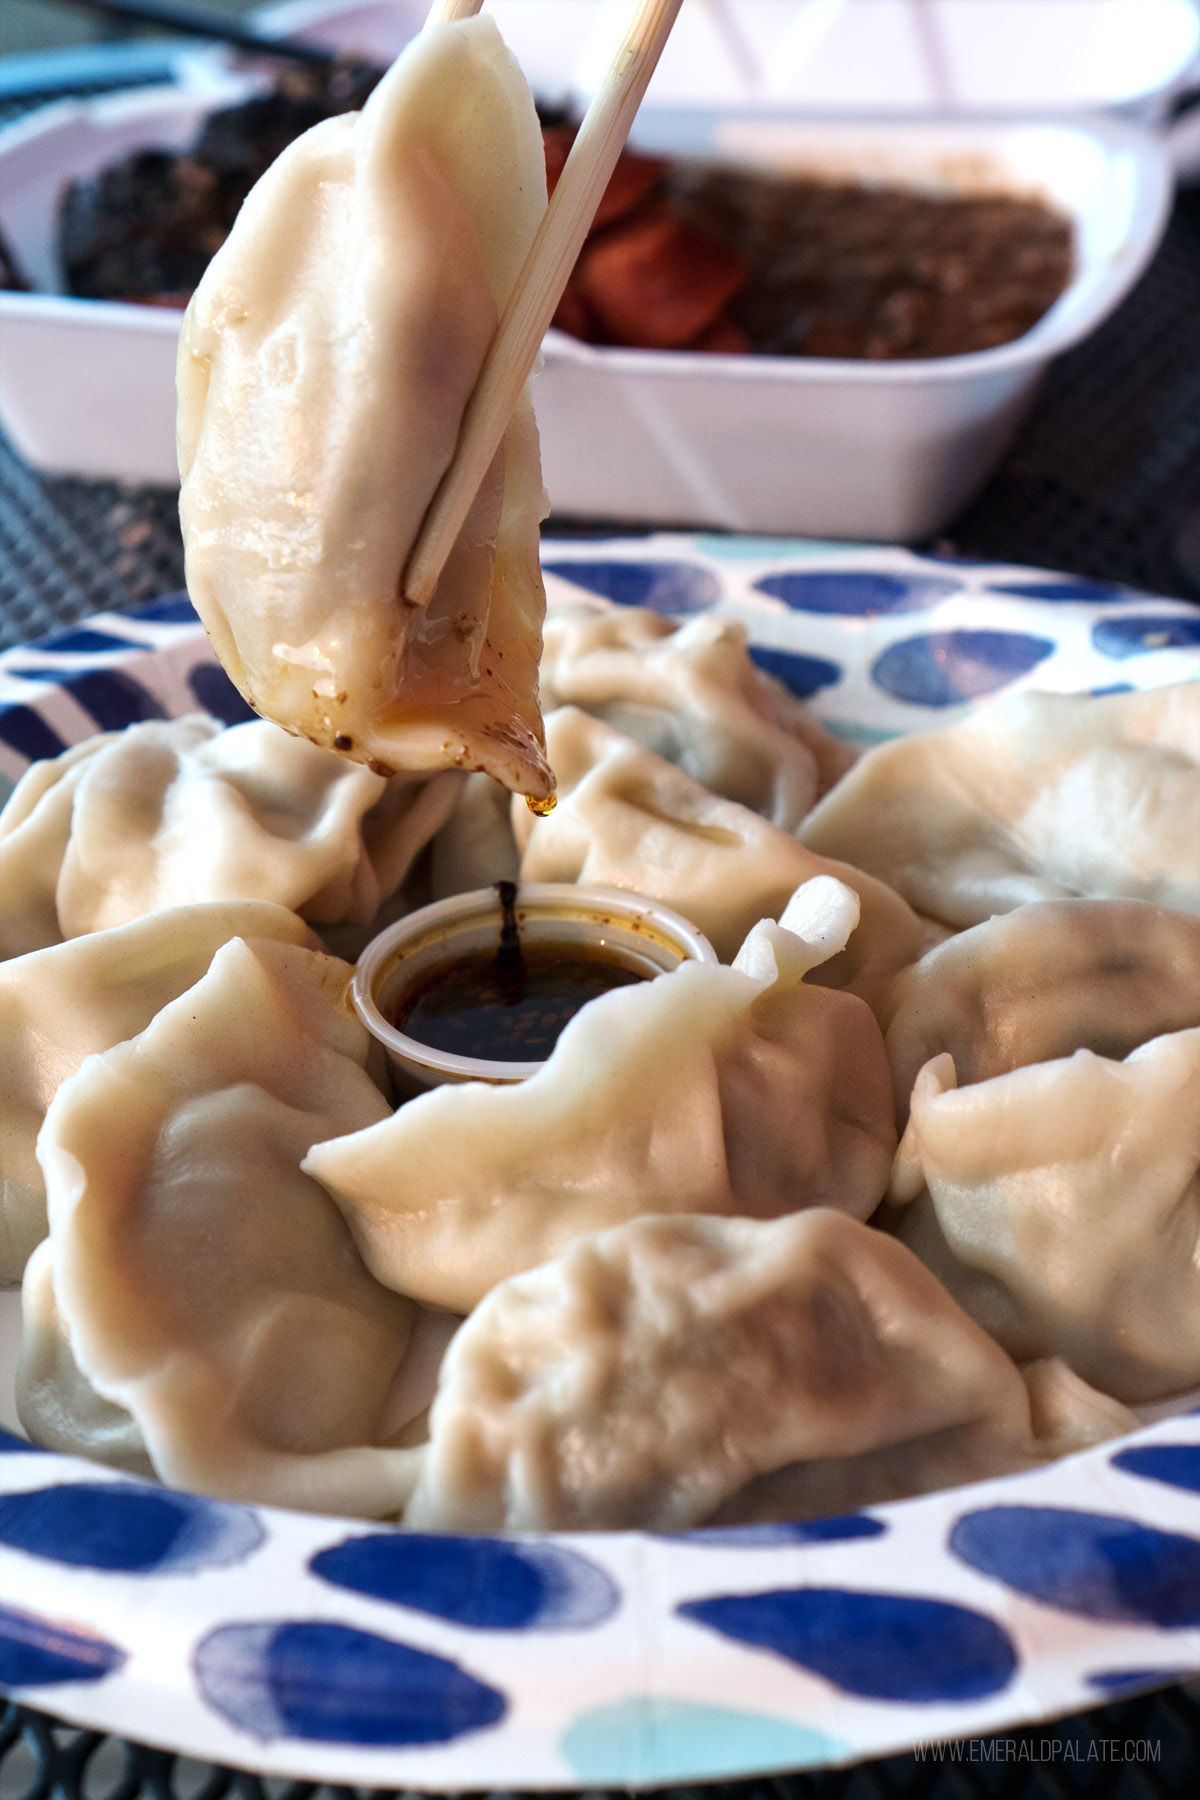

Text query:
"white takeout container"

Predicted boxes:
[[259, 1, 1200, 120], [0, 93, 1174, 538]]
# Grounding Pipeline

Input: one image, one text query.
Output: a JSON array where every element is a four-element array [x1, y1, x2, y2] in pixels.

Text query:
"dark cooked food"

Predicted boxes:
[[59, 58, 382, 304], [55, 71, 1071, 359], [672, 166, 1073, 357]]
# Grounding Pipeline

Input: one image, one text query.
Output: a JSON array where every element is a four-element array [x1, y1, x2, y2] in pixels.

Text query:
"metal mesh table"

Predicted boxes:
[[1, 81, 1199, 1800]]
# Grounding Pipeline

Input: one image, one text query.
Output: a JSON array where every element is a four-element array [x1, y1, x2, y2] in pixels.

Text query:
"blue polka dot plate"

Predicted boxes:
[[0, 536, 1198, 1788]]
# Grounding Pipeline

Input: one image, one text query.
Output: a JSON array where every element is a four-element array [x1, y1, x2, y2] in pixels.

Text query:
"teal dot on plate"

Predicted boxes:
[[560, 1696, 845, 1784]]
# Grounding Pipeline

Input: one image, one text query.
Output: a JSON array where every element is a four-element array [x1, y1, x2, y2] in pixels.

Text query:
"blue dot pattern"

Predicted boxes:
[[311, 1534, 619, 1630], [669, 1516, 886, 1548], [542, 559, 720, 614], [32, 627, 150, 655], [1093, 615, 1200, 658], [0, 704, 68, 764], [53, 668, 168, 733], [677, 1588, 1017, 1703], [194, 1620, 506, 1746], [948, 1506, 1200, 1628], [753, 570, 960, 615], [747, 644, 842, 699], [1110, 1445, 1200, 1495], [0, 1429, 40, 1456], [990, 579, 1127, 604], [1087, 1667, 1191, 1696], [872, 630, 1055, 706], [187, 661, 258, 726], [126, 592, 199, 625], [0, 1602, 126, 1690], [0, 1481, 265, 1574]]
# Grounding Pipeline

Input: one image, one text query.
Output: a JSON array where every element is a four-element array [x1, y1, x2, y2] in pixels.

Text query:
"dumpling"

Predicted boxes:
[[800, 682, 1200, 929], [0, 898, 317, 1284], [713, 1354, 1137, 1527], [23, 937, 425, 1517], [514, 705, 929, 996], [538, 601, 855, 829], [887, 1030, 1200, 1403], [177, 15, 553, 799], [402, 1210, 1135, 1532], [0, 736, 107, 960], [305, 876, 898, 1313], [883, 898, 1200, 1122], [0, 714, 460, 948], [428, 770, 520, 901], [18, 1241, 154, 1477]]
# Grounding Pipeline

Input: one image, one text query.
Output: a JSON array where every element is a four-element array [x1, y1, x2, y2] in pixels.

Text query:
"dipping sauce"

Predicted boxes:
[[393, 943, 646, 1062]]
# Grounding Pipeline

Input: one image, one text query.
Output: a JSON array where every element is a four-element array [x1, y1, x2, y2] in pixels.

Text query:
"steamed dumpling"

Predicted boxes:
[[713, 1353, 1137, 1527], [0, 737, 107, 960], [403, 1210, 1134, 1532], [887, 1030, 1200, 1403], [0, 714, 460, 949], [18, 1241, 154, 1477], [800, 682, 1200, 929], [24, 937, 425, 1516], [304, 877, 898, 1313], [428, 770, 520, 901], [883, 898, 1200, 1122], [539, 601, 855, 829], [0, 898, 317, 1284], [514, 706, 930, 998], [178, 16, 553, 799]]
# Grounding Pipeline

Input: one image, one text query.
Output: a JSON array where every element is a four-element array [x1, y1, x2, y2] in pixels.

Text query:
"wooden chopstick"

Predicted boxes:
[[402, 0, 686, 606], [426, 0, 486, 25]]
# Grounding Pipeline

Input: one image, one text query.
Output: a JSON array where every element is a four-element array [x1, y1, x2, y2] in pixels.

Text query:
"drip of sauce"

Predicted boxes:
[[525, 791, 557, 816], [393, 880, 646, 1062]]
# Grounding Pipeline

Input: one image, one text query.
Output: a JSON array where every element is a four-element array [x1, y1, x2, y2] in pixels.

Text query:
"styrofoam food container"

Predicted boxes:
[[253, 0, 1200, 119], [538, 108, 1176, 537], [0, 86, 1170, 537]]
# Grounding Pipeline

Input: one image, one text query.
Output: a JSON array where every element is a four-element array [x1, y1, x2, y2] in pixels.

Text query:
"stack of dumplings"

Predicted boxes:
[[5, 580, 1196, 1531]]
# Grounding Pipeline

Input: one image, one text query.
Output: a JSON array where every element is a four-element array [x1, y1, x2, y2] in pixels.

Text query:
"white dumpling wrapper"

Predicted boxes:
[[514, 706, 929, 997], [6, 714, 460, 941], [26, 937, 425, 1516], [0, 897, 318, 1284], [428, 770, 520, 901], [403, 1210, 1134, 1532], [178, 17, 553, 798], [883, 897, 1200, 1122], [305, 876, 898, 1313], [538, 601, 854, 829], [0, 737, 108, 960], [17, 1241, 154, 1477], [887, 1030, 1200, 1402], [800, 681, 1200, 929]]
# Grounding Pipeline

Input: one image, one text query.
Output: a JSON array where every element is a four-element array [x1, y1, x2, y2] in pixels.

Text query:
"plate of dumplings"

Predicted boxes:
[[0, 533, 1198, 1789]]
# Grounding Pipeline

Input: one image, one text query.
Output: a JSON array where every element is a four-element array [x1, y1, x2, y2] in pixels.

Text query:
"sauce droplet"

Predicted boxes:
[[525, 790, 557, 817]]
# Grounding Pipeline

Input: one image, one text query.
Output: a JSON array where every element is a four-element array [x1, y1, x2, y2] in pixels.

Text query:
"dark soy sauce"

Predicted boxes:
[[393, 881, 646, 1062]]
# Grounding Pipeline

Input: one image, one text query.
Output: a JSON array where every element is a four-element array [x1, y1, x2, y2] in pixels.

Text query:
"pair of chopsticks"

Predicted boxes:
[[404, 0, 685, 606]]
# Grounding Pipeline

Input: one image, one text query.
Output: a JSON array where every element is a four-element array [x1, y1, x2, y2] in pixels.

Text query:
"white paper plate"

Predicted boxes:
[[1, 535, 1199, 1789]]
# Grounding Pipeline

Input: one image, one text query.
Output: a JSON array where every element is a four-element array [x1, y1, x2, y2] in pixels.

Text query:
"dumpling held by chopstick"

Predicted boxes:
[[177, 15, 554, 800]]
